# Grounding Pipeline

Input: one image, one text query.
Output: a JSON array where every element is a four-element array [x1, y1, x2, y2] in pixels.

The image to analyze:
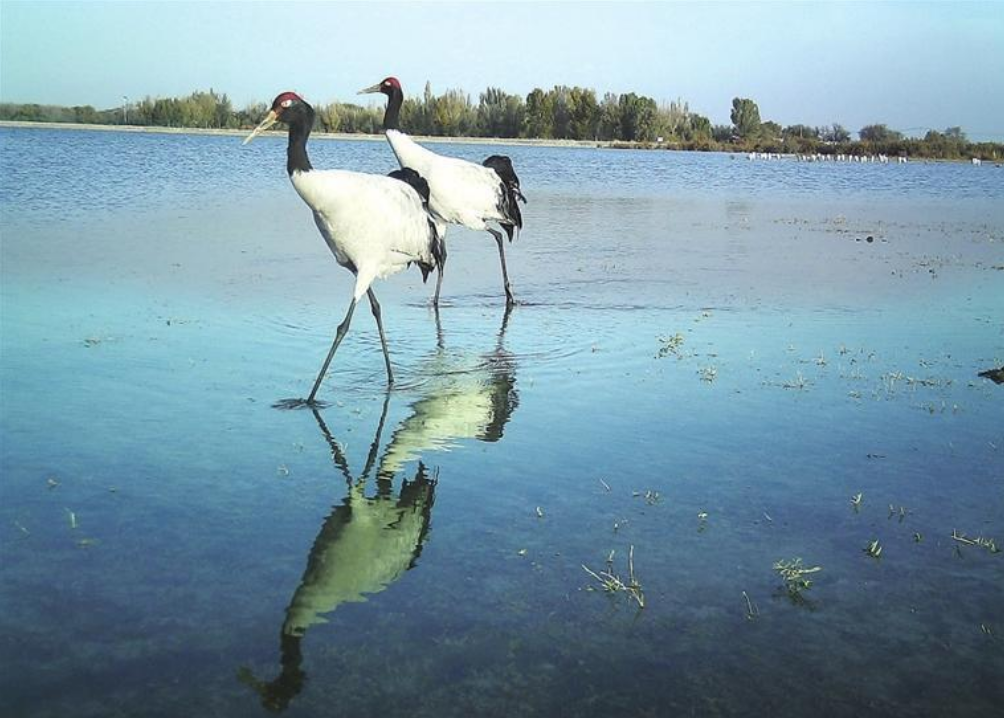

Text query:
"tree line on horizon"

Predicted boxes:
[[1, 86, 999, 160]]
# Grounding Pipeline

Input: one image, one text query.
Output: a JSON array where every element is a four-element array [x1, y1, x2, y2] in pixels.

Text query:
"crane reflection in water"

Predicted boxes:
[[239, 311, 519, 711]]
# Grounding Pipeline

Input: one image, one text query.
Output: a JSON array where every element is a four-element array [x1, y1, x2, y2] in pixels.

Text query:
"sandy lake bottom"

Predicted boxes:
[[2, 130, 1003, 717]]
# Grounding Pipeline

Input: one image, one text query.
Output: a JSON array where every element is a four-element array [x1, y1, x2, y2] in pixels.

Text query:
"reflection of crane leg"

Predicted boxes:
[[362, 390, 392, 480], [434, 304, 445, 350], [487, 227, 515, 306], [498, 301, 513, 344], [311, 389, 392, 484]]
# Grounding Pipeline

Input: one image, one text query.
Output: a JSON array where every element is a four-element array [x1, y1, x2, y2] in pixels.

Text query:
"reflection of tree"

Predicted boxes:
[[239, 312, 518, 712]]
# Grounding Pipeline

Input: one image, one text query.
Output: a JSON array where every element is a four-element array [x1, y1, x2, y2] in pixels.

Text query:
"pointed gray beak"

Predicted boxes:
[[242, 109, 279, 145], [358, 82, 383, 95]]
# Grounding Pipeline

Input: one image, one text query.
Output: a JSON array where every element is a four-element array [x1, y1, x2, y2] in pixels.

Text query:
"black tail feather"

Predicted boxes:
[[388, 167, 431, 206], [483, 155, 524, 241], [389, 168, 444, 281]]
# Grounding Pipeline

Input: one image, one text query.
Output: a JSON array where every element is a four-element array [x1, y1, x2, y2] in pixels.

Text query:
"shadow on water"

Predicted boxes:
[[237, 310, 520, 712]]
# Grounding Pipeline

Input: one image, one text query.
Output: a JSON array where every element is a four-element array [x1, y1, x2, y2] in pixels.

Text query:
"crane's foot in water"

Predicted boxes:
[[272, 397, 331, 410]]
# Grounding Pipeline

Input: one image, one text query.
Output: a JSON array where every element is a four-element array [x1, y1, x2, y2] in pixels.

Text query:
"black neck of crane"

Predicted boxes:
[[383, 87, 403, 131], [286, 103, 314, 175]]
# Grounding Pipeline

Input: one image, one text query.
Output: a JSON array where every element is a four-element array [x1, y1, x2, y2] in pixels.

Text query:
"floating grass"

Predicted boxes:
[[951, 530, 1000, 554], [583, 545, 645, 609], [656, 333, 685, 359], [773, 558, 822, 601]]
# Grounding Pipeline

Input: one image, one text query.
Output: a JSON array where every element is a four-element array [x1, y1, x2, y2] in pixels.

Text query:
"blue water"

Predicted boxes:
[[2, 127, 1003, 717]]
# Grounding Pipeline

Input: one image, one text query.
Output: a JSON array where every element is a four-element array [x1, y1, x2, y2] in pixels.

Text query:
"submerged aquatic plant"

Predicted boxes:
[[864, 539, 883, 558], [631, 489, 661, 505], [773, 558, 822, 601], [888, 504, 908, 521], [583, 545, 645, 608], [656, 332, 685, 359], [782, 371, 808, 390], [951, 530, 1001, 554]]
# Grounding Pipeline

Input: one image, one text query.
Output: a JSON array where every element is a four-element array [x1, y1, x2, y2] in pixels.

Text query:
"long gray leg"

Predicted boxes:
[[433, 240, 448, 307], [306, 298, 357, 404], [367, 288, 393, 385], [487, 227, 515, 306]]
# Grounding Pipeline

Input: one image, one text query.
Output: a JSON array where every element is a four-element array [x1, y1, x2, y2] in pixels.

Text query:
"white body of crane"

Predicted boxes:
[[384, 129, 512, 236], [290, 167, 440, 300]]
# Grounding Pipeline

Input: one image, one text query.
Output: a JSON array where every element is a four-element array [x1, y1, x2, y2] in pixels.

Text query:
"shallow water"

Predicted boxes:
[[2, 128, 1003, 717]]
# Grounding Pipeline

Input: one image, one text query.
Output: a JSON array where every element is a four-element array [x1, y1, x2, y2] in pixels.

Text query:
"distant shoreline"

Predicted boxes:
[[3, 121, 995, 163], [0, 120, 609, 149]]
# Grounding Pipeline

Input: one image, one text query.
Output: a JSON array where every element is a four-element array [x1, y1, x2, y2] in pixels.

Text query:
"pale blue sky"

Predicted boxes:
[[2, 1, 1002, 138]]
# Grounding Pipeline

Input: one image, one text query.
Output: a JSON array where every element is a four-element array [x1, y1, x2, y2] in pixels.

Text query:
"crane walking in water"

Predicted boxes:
[[244, 91, 443, 405], [360, 77, 526, 307]]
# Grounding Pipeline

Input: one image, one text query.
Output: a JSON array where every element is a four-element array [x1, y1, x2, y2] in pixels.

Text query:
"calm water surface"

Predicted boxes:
[[2, 128, 1003, 717]]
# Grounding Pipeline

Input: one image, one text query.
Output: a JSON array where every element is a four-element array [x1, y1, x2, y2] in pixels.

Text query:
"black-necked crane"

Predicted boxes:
[[243, 92, 443, 405], [359, 77, 526, 307]]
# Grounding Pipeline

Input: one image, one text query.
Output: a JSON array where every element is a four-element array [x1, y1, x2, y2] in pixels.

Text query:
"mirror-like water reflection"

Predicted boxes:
[[239, 313, 518, 711]]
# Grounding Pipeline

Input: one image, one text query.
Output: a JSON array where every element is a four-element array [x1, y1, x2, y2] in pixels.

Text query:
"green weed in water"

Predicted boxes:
[[774, 558, 822, 601]]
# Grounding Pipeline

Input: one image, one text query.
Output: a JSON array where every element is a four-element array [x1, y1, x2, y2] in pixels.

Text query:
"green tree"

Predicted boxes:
[[619, 92, 658, 141], [655, 98, 689, 140], [783, 124, 818, 140], [477, 86, 510, 137], [549, 85, 573, 139], [317, 103, 341, 132], [712, 124, 733, 142], [685, 114, 712, 141], [524, 88, 552, 138], [400, 81, 435, 134], [859, 124, 902, 143], [432, 88, 473, 136], [72, 105, 99, 124], [820, 123, 851, 143], [236, 101, 267, 128], [730, 97, 761, 140], [501, 94, 526, 138], [760, 120, 782, 140], [474, 87, 524, 138], [569, 86, 598, 140], [943, 126, 966, 142], [597, 92, 621, 141]]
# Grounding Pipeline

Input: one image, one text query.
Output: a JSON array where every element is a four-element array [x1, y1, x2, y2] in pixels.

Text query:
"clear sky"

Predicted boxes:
[[2, 1, 1003, 139]]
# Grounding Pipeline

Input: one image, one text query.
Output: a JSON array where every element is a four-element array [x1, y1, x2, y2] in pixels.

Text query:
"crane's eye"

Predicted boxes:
[[280, 98, 294, 108]]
